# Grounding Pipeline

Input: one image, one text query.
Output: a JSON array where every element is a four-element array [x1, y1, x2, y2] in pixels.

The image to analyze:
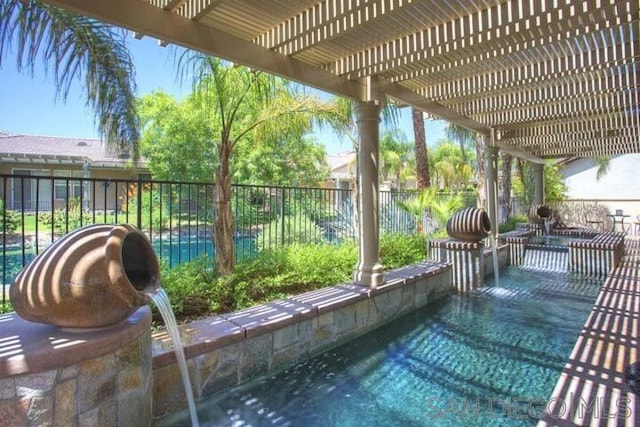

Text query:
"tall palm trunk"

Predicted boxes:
[[412, 108, 430, 189], [214, 141, 235, 275]]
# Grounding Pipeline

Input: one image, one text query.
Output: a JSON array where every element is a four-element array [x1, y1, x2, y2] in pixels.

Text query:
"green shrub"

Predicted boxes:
[[232, 191, 279, 230], [154, 235, 430, 325], [0, 301, 13, 314], [127, 189, 168, 231], [498, 215, 528, 233], [256, 211, 326, 251], [379, 233, 427, 269], [281, 242, 357, 291], [0, 199, 19, 234], [38, 199, 93, 234], [230, 242, 357, 305], [154, 256, 218, 322]]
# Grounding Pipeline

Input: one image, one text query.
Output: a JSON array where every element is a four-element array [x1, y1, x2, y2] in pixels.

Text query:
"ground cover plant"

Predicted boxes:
[[152, 233, 428, 326]]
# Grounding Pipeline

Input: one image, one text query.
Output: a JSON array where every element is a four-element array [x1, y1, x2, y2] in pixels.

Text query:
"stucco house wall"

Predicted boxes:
[[0, 132, 148, 212], [557, 154, 640, 231]]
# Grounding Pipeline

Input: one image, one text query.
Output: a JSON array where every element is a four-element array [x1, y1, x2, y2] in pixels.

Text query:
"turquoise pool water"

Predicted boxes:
[[160, 267, 602, 427], [528, 235, 592, 247], [0, 237, 256, 284]]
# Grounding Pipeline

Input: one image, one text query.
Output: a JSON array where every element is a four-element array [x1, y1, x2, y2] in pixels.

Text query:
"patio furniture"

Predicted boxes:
[[606, 211, 631, 233], [634, 216, 640, 235], [584, 215, 604, 232]]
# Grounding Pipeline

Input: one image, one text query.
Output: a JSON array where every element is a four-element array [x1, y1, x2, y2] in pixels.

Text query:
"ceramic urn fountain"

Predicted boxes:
[[528, 204, 552, 223], [446, 207, 491, 242], [10, 224, 160, 329]]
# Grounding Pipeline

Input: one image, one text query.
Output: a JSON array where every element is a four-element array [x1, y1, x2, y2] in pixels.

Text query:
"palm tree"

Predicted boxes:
[[179, 55, 347, 275], [397, 187, 464, 233], [379, 130, 412, 190], [445, 122, 476, 165], [0, 0, 139, 157], [411, 107, 430, 189]]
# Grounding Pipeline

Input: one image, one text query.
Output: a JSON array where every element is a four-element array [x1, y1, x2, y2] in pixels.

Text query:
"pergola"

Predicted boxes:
[[45, 0, 639, 287]]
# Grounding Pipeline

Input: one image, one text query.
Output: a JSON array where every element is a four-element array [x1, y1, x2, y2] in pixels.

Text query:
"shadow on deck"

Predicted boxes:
[[538, 237, 640, 426]]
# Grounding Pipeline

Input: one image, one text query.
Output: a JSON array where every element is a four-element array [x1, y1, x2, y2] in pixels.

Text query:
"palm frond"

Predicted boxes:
[[0, 0, 139, 158], [592, 156, 611, 181]]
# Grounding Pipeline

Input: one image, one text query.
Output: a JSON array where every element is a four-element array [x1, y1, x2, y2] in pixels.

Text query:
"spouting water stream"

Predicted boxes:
[[150, 288, 200, 427], [489, 234, 500, 287]]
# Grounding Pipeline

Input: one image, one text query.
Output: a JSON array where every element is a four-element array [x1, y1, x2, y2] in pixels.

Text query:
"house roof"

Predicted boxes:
[[0, 132, 143, 168], [327, 151, 356, 171], [45, 0, 640, 161]]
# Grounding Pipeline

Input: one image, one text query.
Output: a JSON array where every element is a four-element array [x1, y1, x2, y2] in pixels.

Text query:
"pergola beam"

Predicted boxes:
[[44, 0, 362, 101], [256, 0, 413, 54], [421, 54, 639, 104], [330, 0, 628, 80], [380, 82, 491, 135], [42, 0, 640, 160]]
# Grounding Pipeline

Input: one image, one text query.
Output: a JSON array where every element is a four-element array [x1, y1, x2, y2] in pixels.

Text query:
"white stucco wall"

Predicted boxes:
[[559, 154, 640, 230], [560, 154, 640, 200]]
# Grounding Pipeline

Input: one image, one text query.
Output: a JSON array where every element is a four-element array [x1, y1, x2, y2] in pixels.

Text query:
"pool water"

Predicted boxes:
[[159, 267, 602, 427], [527, 235, 592, 247], [0, 237, 256, 284]]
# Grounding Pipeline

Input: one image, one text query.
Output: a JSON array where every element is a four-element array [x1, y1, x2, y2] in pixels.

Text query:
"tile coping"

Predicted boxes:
[[0, 306, 151, 377], [151, 260, 451, 368]]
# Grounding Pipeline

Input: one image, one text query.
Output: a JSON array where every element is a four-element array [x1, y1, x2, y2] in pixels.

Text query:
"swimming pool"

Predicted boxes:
[[528, 235, 592, 247], [0, 236, 256, 284], [159, 266, 602, 426]]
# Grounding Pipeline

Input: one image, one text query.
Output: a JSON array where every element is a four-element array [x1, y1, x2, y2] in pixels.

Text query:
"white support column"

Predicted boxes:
[[533, 163, 545, 205], [353, 100, 384, 288], [484, 135, 499, 238]]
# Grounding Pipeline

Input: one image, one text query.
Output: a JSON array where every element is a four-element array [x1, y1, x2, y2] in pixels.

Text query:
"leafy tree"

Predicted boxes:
[[0, 0, 139, 157], [513, 160, 567, 206], [233, 135, 329, 186], [176, 56, 347, 275], [138, 91, 217, 182]]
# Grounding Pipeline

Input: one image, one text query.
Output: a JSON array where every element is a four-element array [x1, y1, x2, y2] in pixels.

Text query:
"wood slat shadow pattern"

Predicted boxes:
[[538, 238, 640, 426]]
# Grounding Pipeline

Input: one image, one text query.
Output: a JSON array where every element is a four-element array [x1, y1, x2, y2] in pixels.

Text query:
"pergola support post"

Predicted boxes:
[[484, 135, 499, 238], [353, 100, 384, 288], [533, 163, 545, 205]]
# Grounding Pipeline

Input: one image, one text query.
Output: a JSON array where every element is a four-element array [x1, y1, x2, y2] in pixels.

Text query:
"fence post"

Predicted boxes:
[[280, 186, 286, 246], [136, 178, 142, 229]]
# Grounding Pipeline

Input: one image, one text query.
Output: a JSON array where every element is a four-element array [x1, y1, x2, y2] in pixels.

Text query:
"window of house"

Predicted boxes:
[[54, 170, 84, 200], [11, 169, 51, 210]]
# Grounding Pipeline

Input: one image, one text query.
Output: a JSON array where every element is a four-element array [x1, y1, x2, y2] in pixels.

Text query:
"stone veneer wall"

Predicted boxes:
[[568, 231, 625, 276], [483, 243, 509, 273], [0, 307, 152, 427], [428, 240, 508, 292], [0, 250, 511, 425], [151, 261, 454, 419]]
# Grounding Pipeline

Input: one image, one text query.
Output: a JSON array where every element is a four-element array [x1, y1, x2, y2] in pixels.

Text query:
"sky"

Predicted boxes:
[[0, 33, 448, 154]]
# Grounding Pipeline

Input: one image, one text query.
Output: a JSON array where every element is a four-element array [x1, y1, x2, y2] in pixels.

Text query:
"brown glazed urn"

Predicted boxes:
[[446, 207, 491, 242], [528, 204, 552, 223], [10, 224, 160, 329]]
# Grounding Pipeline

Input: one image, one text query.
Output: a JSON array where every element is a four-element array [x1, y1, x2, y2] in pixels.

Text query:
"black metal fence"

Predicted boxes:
[[0, 174, 476, 305]]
